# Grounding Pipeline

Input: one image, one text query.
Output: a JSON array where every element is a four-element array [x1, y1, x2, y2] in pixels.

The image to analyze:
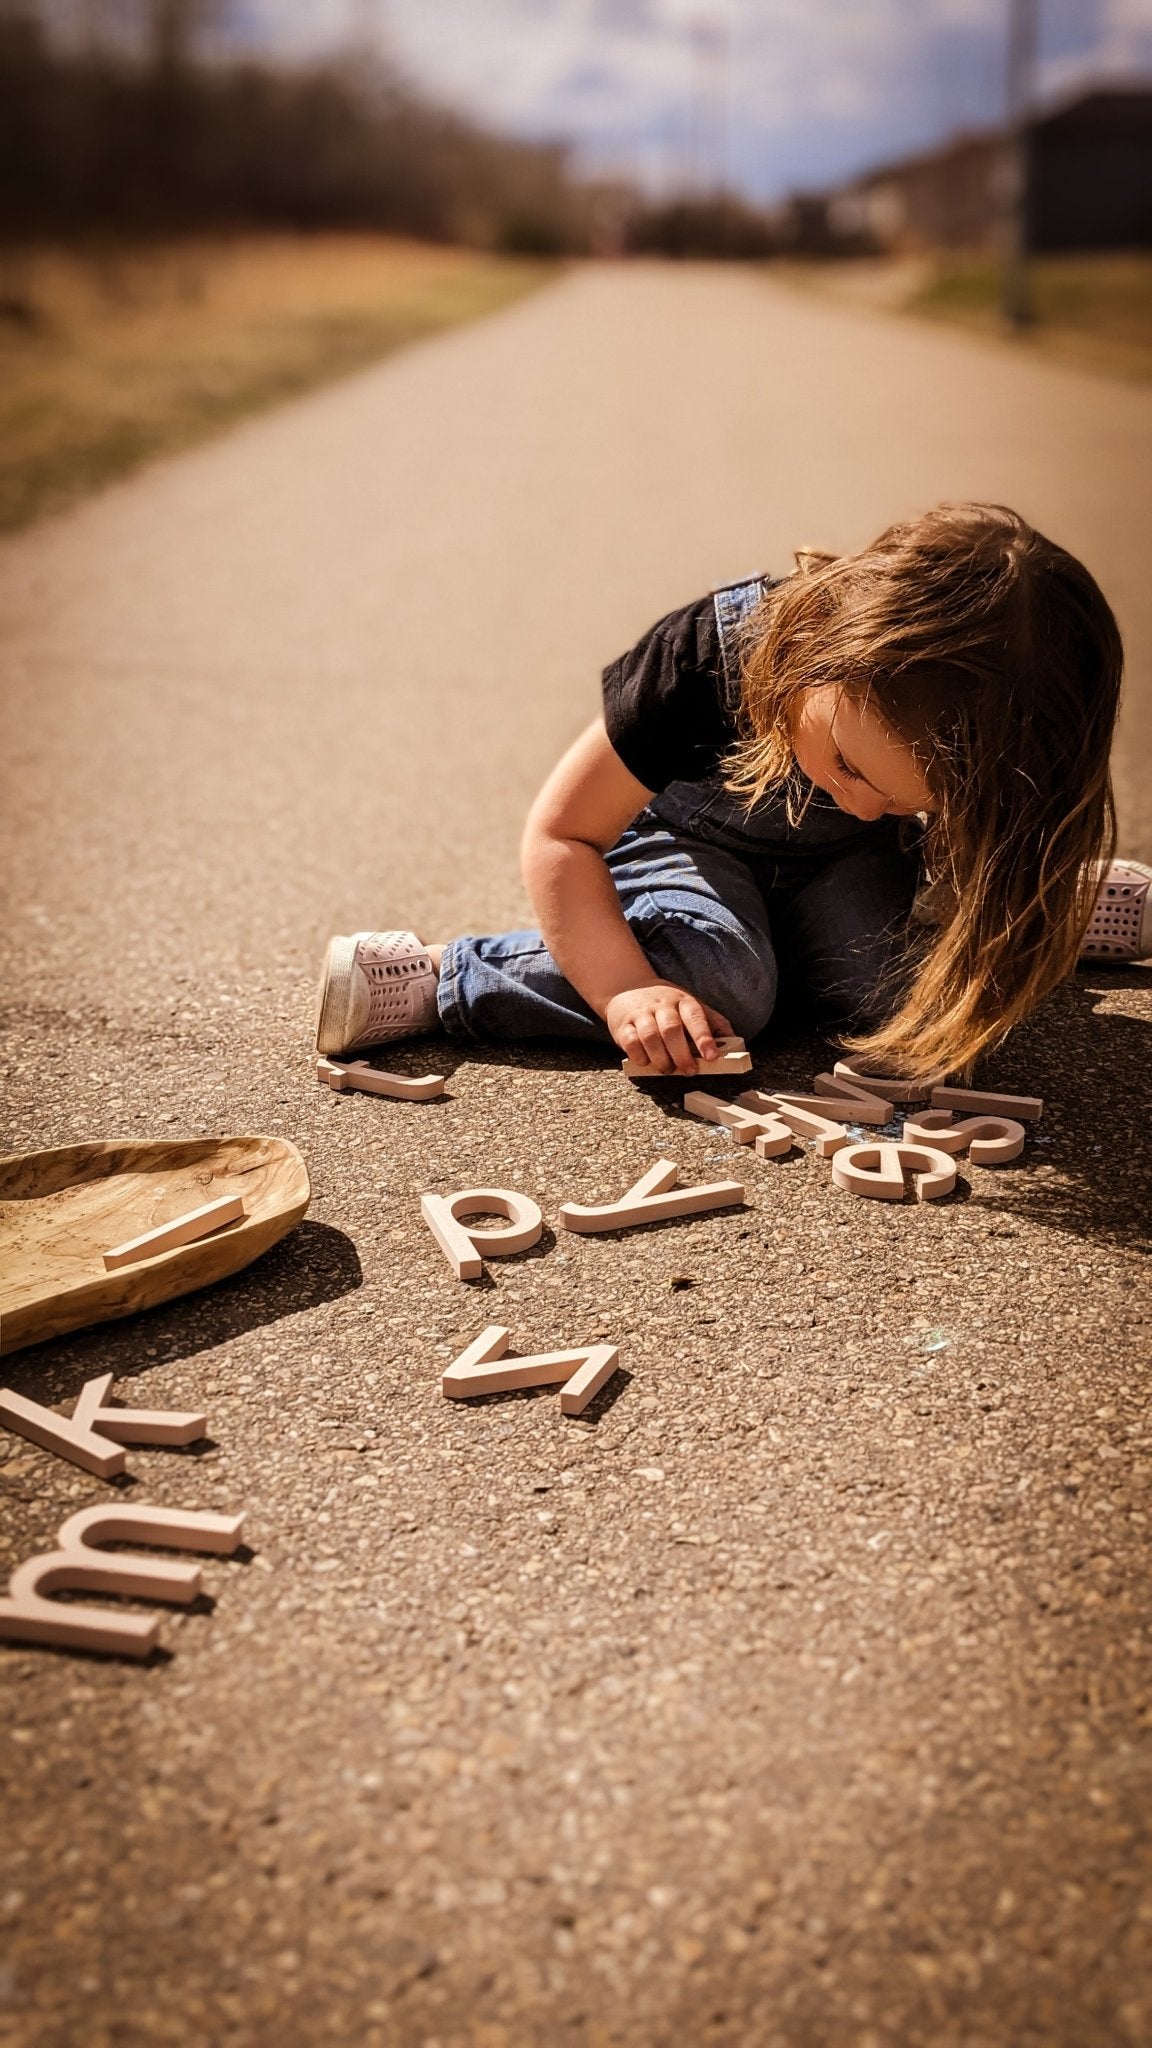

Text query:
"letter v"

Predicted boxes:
[[441, 1326, 620, 1415], [557, 1158, 744, 1236]]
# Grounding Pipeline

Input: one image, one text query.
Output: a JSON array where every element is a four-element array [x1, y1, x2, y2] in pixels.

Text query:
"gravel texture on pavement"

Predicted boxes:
[[1, 264, 1150, 2048]]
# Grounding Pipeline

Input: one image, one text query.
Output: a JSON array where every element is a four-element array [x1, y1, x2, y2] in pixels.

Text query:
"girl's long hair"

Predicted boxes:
[[725, 504, 1124, 1076]]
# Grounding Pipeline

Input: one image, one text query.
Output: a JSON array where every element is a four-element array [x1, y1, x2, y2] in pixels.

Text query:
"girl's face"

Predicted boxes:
[[792, 683, 934, 820]]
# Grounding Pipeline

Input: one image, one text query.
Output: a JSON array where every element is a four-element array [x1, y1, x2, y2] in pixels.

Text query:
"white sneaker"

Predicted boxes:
[[1080, 860, 1152, 962], [315, 930, 439, 1055]]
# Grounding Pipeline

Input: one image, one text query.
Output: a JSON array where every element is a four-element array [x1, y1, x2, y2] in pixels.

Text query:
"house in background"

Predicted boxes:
[[823, 85, 1152, 254], [1027, 88, 1152, 251], [827, 131, 1005, 252]]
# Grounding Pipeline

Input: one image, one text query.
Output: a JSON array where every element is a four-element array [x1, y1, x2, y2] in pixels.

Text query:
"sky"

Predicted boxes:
[[223, 0, 1152, 201]]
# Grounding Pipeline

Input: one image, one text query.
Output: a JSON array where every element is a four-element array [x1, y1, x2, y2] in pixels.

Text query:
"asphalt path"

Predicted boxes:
[[1, 263, 1150, 2048]]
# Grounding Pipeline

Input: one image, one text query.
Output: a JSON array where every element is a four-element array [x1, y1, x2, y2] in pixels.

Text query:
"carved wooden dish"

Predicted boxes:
[[0, 1137, 311, 1356]]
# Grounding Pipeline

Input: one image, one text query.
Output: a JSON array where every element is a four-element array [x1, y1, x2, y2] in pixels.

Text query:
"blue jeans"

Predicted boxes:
[[437, 804, 921, 1047]]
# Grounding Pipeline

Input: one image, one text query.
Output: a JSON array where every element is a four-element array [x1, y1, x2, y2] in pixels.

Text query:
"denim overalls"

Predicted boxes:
[[438, 579, 922, 1045]]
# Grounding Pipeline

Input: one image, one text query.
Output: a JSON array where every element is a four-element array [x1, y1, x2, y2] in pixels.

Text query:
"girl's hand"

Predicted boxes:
[[605, 984, 734, 1077]]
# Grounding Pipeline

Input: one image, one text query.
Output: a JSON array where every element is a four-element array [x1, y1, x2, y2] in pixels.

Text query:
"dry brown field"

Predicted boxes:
[[0, 234, 552, 532]]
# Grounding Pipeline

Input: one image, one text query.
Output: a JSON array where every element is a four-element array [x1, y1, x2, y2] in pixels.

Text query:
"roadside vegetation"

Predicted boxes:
[[0, 3, 576, 530], [907, 252, 1152, 382], [0, 237, 553, 536], [779, 252, 1152, 384], [0, 236, 551, 533]]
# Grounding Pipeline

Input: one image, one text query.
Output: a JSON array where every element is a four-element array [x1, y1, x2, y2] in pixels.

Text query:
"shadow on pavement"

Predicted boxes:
[[971, 975, 1151, 1252], [631, 977, 1150, 1252], [2, 1219, 363, 1405]]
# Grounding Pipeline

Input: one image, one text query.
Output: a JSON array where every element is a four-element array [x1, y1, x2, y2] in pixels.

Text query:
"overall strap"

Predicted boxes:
[[712, 575, 772, 713]]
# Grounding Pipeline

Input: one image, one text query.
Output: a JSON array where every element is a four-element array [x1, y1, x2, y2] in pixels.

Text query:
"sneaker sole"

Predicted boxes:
[[1082, 858, 1152, 963], [315, 934, 358, 1055]]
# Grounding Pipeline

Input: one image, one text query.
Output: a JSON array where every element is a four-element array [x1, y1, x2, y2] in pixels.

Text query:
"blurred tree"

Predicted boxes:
[[626, 193, 779, 260], [0, 0, 595, 249]]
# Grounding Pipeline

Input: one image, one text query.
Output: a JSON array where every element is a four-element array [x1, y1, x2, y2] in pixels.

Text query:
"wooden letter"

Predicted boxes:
[[58, 1504, 245, 1556], [903, 1110, 1026, 1165], [102, 1194, 245, 1271], [752, 1120, 797, 1160], [832, 1060, 947, 1105], [831, 1140, 957, 1203], [622, 1035, 752, 1080], [441, 1326, 619, 1416], [71, 1373, 208, 1446], [685, 1090, 796, 1158], [773, 1073, 895, 1124], [0, 1385, 127, 1478], [558, 1159, 743, 1235], [558, 1348, 622, 1416], [317, 1057, 445, 1102], [0, 1375, 208, 1476], [420, 1189, 543, 1280], [0, 1505, 245, 1659], [683, 1089, 758, 1142], [738, 1090, 852, 1159], [928, 1084, 1043, 1122]]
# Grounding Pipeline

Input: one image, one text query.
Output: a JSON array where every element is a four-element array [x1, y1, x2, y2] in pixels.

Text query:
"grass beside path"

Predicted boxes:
[[776, 252, 1152, 384], [0, 235, 554, 533], [907, 252, 1152, 382]]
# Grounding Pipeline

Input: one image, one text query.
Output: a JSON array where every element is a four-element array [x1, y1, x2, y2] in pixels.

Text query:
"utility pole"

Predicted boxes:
[[1001, 0, 1038, 328]]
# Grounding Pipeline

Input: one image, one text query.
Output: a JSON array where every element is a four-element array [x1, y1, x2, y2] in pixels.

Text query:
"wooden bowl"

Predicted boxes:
[[0, 1136, 311, 1356]]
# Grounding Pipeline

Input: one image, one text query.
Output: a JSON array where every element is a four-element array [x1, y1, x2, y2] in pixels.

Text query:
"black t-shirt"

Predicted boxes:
[[600, 580, 911, 863], [602, 588, 755, 793]]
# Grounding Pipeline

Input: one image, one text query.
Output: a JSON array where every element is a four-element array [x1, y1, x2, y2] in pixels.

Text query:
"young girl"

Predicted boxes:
[[315, 502, 1148, 1081]]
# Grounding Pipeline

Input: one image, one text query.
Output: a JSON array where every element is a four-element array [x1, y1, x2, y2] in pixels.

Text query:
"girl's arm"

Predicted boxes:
[[520, 718, 733, 1076]]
